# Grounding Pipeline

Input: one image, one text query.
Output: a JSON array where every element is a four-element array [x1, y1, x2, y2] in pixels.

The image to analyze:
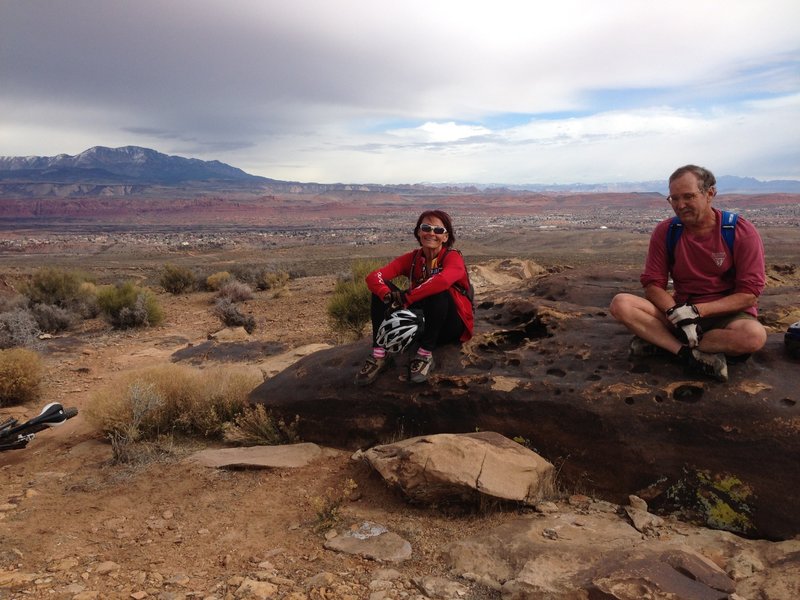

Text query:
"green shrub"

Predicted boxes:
[[327, 260, 387, 340], [0, 347, 43, 406], [96, 282, 164, 329], [327, 279, 372, 339], [22, 268, 91, 308], [206, 271, 231, 291], [212, 298, 256, 333], [160, 264, 196, 294]]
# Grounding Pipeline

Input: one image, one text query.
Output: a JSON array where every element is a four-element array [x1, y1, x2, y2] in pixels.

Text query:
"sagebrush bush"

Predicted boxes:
[[75, 281, 100, 318], [96, 282, 164, 329], [160, 264, 196, 294], [327, 260, 383, 340], [206, 271, 231, 291], [217, 280, 253, 303], [0, 347, 43, 406], [0, 308, 41, 349], [85, 364, 261, 442], [31, 303, 77, 333], [259, 270, 290, 292], [22, 268, 94, 310], [212, 298, 256, 333], [0, 293, 29, 313]]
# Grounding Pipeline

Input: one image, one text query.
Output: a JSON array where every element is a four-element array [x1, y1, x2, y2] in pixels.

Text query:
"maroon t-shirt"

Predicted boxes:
[[640, 209, 765, 316]]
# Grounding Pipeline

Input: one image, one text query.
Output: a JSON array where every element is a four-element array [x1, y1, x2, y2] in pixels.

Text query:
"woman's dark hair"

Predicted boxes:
[[413, 210, 455, 247]]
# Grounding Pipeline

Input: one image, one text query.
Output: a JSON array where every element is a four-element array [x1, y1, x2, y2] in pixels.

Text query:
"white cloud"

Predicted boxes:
[[1, 0, 798, 183], [387, 122, 492, 143]]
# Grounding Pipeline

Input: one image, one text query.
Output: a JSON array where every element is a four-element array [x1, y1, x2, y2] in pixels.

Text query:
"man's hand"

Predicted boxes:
[[666, 303, 702, 348]]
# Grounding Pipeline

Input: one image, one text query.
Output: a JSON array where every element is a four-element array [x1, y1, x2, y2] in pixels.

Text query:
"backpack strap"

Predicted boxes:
[[441, 247, 474, 303], [666, 217, 683, 265], [666, 210, 738, 265], [720, 210, 737, 254], [408, 249, 420, 287]]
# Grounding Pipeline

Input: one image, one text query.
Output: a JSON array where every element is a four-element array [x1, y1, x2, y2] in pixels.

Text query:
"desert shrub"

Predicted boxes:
[[22, 267, 94, 309], [0, 348, 43, 406], [85, 364, 261, 444], [217, 280, 253, 303], [212, 298, 256, 333], [326, 260, 383, 340], [96, 282, 164, 329], [0, 308, 41, 349], [75, 281, 100, 318], [31, 303, 77, 333], [0, 293, 28, 313], [258, 270, 290, 291], [225, 265, 291, 291], [104, 380, 166, 463], [222, 404, 300, 446], [160, 264, 196, 295], [308, 478, 359, 532], [206, 271, 231, 291]]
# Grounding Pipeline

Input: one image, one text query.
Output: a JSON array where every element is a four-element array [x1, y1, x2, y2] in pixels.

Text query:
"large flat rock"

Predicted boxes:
[[250, 265, 800, 539]]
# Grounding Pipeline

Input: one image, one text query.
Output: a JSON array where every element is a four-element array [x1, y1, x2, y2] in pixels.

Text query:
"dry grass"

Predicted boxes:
[[85, 364, 262, 451], [0, 347, 43, 406], [222, 403, 300, 446]]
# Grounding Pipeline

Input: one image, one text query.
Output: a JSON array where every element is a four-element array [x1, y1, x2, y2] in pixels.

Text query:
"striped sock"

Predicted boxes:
[[416, 348, 432, 358], [373, 347, 386, 359]]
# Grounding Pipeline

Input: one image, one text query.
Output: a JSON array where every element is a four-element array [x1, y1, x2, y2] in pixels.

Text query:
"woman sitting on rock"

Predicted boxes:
[[356, 209, 474, 385]]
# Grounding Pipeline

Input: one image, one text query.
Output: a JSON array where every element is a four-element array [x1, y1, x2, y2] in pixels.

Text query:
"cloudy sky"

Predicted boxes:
[[1, 0, 798, 185]]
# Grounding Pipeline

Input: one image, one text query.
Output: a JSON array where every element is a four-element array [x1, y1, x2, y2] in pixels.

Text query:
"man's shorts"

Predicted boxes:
[[698, 312, 757, 363], [698, 312, 757, 333]]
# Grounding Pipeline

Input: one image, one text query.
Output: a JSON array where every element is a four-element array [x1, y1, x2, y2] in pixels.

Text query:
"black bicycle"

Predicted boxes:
[[0, 402, 78, 452]]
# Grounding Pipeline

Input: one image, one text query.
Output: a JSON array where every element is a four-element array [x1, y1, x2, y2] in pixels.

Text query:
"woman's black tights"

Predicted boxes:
[[370, 286, 464, 351]]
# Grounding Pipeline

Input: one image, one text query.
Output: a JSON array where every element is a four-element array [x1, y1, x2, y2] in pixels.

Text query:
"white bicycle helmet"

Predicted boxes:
[[376, 309, 424, 353]]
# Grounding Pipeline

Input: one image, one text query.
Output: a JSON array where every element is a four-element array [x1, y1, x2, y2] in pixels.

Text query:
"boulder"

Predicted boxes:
[[249, 265, 800, 539], [358, 431, 554, 506]]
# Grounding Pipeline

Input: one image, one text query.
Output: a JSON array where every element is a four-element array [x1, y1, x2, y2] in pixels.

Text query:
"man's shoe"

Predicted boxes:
[[629, 336, 662, 358], [686, 349, 728, 382], [409, 354, 434, 383], [354, 355, 391, 386]]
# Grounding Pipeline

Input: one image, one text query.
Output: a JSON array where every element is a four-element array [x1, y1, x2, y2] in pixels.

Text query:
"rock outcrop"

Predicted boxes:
[[249, 264, 800, 540]]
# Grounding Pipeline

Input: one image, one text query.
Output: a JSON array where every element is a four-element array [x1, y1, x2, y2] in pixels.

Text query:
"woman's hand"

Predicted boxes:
[[384, 290, 407, 308]]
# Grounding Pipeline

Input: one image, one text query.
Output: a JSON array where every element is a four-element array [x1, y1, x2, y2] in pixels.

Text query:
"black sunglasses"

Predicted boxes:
[[419, 223, 447, 235]]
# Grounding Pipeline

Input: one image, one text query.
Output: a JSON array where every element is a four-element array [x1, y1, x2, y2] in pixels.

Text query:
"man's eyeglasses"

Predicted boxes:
[[419, 223, 447, 235], [667, 191, 703, 205]]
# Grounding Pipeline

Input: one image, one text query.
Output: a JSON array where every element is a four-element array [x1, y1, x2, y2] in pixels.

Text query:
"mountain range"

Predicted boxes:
[[1, 146, 799, 195]]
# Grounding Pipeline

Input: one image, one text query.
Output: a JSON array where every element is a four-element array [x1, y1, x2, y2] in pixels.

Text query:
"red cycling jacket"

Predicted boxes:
[[365, 247, 474, 341]]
